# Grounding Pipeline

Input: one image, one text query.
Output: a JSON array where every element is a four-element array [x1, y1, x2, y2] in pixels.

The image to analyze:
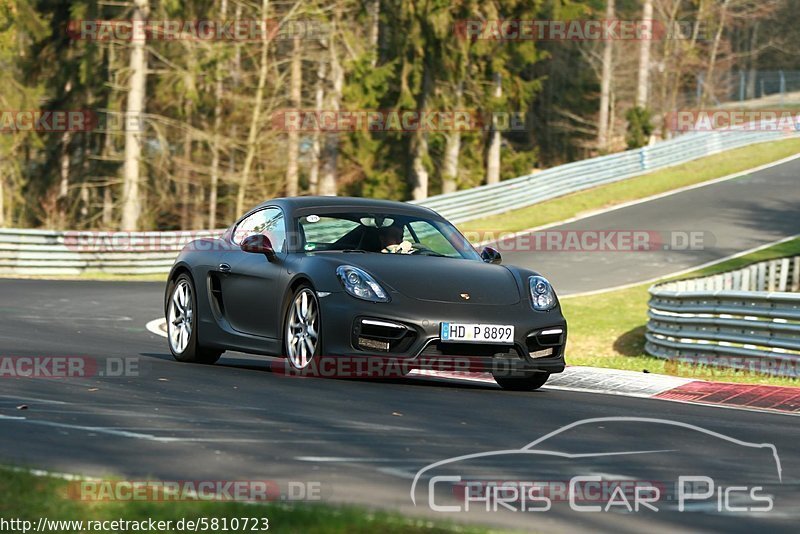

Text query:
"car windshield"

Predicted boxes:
[[296, 211, 480, 260]]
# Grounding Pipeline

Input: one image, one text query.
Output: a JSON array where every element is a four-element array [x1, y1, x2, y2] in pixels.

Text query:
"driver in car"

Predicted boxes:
[[379, 224, 412, 254]]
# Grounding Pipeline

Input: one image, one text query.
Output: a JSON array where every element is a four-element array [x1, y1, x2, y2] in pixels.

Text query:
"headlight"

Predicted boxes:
[[336, 265, 390, 302], [529, 275, 557, 311]]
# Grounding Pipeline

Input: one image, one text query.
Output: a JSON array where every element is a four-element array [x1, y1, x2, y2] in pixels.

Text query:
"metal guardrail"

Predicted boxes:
[[646, 256, 800, 376], [1, 125, 795, 276], [415, 128, 796, 223], [0, 229, 220, 276]]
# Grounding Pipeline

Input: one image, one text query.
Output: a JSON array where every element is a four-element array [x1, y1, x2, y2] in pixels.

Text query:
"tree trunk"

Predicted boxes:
[[597, 0, 615, 151], [636, 0, 653, 107], [409, 62, 432, 200], [486, 73, 502, 185], [57, 131, 72, 226], [235, 0, 271, 215], [368, 0, 380, 67], [746, 22, 759, 99], [0, 171, 5, 227], [308, 59, 326, 195], [442, 76, 463, 194], [285, 33, 302, 197], [318, 28, 343, 197], [208, 0, 227, 229], [120, 0, 149, 231], [102, 187, 113, 227]]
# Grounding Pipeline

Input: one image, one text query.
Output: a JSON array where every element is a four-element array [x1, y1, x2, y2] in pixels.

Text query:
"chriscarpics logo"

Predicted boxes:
[[411, 417, 784, 515]]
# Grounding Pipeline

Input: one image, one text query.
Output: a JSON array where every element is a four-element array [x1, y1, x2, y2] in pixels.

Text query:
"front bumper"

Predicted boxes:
[[318, 290, 567, 375]]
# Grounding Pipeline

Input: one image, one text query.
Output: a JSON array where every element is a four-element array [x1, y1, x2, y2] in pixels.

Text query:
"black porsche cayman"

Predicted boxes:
[[165, 197, 567, 390]]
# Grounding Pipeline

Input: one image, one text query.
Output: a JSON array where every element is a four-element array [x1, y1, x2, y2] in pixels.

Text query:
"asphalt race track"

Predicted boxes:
[[500, 155, 800, 294], [2, 156, 800, 532]]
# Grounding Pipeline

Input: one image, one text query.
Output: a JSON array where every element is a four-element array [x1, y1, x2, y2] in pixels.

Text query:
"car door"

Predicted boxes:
[[219, 206, 288, 338]]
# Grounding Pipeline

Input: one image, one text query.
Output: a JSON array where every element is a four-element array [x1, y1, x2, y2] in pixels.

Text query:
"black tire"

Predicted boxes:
[[493, 371, 550, 391], [283, 284, 322, 371], [166, 273, 222, 364]]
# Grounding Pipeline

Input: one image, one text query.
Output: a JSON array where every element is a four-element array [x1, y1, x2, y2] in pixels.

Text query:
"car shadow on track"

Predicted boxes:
[[139, 351, 513, 392]]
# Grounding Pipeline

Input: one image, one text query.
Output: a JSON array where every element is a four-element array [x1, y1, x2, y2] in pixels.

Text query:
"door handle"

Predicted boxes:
[[218, 263, 231, 273]]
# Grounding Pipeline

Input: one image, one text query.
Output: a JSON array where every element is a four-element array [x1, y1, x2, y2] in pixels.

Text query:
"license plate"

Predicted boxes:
[[440, 322, 515, 344]]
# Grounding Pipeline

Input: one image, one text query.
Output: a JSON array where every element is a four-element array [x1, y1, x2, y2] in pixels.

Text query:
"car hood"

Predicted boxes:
[[311, 253, 522, 305]]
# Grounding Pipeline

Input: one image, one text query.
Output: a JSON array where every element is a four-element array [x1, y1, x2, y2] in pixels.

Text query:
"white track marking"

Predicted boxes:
[[146, 317, 168, 338], [0, 395, 66, 405], [2, 465, 99, 482], [0, 416, 289, 443], [295, 457, 417, 463]]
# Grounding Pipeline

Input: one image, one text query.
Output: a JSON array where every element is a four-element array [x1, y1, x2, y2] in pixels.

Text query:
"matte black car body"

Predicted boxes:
[[165, 197, 567, 385]]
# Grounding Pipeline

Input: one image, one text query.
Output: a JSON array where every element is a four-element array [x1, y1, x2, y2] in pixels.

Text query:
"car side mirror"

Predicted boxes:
[[241, 234, 276, 262], [480, 246, 502, 265]]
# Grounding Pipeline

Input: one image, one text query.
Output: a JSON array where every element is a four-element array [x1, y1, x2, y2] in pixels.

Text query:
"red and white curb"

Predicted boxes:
[[147, 317, 798, 415], [415, 366, 800, 415]]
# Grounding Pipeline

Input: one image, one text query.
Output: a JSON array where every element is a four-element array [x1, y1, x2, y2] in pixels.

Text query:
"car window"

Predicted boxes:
[[300, 216, 359, 248], [232, 207, 286, 252], [408, 221, 461, 256], [296, 212, 479, 259]]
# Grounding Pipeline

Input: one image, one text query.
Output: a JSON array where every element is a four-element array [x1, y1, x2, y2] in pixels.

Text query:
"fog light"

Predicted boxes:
[[358, 337, 390, 352], [529, 347, 554, 359]]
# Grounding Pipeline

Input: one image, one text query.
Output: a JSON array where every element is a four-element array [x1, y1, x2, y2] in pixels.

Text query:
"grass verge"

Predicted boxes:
[[561, 237, 800, 387], [0, 467, 492, 534], [458, 137, 800, 236]]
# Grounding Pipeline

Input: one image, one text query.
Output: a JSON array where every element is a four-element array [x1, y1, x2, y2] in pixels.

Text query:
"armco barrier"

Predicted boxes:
[[0, 229, 221, 276], [1, 125, 796, 276], [414, 127, 796, 223], [646, 256, 800, 376]]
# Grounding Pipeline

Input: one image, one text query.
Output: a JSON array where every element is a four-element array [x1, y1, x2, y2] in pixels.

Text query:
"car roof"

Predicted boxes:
[[252, 196, 442, 219]]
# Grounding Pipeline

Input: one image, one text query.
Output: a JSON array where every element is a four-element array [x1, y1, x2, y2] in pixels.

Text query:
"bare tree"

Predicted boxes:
[[318, 13, 343, 197], [702, 0, 731, 105], [208, 0, 228, 229], [409, 63, 432, 200], [285, 32, 302, 197], [442, 82, 462, 194], [120, 0, 149, 231], [236, 0, 271, 215], [636, 0, 653, 107], [486, 73, 502, 184], [368, 0, 380, 67], [308, 58, 325, 195], [597, 0, 615, 151]]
